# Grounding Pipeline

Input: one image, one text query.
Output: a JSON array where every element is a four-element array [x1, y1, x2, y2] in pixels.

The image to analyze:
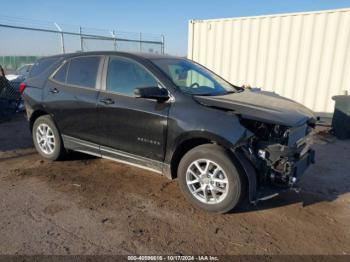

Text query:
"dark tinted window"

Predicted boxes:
[[53, 62, 68, 83], [30, 57, 58, 77], [66, 56, 100, 88], [106, 57, 157, 96]]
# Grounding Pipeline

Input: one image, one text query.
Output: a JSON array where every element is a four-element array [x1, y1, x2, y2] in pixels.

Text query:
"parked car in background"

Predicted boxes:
[[22, 52, 316, 213], [3, 64, 33, 112], [0, 65, 22, 121], [6, 64, 33, 82]]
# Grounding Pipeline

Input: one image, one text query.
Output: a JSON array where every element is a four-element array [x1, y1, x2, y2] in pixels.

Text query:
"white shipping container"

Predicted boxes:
[[188, 8, 350, 115]]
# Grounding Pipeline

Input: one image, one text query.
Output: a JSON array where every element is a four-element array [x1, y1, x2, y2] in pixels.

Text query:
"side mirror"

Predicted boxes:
[[134, 86, 170, 102]]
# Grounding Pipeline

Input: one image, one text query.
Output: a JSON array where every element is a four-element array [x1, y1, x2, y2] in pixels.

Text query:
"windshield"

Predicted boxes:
[[151, 58, 237, 95]]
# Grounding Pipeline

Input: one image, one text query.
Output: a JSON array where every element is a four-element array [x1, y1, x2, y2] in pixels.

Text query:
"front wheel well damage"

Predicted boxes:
[[232, 149, 257, 203]]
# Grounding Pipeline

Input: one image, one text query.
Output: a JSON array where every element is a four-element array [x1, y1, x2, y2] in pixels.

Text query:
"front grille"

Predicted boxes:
[[288, 124, 307, 147]]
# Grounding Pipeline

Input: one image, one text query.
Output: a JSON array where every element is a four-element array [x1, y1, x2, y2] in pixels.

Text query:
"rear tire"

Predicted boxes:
[[32, 115, 65, 161], [177, 144, 244, 213]]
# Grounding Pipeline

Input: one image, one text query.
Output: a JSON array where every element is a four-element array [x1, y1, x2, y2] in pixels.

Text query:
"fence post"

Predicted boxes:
[[113, 30, 116, 51], [54, 23, 65, 54], [161, 34, 165, 54], [80, 27, 84, 52], [111, 30, 117, 51], [139, 32, 142, 52]]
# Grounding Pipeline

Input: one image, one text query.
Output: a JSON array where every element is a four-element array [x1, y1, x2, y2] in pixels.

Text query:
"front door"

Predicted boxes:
[[97, 56, 170, 161]]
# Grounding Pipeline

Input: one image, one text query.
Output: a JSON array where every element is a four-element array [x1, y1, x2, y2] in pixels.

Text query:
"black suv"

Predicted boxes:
[[22, 52, 316, 213]]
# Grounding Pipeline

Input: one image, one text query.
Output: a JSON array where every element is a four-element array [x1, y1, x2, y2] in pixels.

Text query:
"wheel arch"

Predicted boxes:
[[168, 131, 236, 179], [29, 109, 50, 133], [168, 131, 257, 203]]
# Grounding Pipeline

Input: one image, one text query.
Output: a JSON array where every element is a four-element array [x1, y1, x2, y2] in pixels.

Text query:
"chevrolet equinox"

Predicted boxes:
[[22, 52, 316, 213]]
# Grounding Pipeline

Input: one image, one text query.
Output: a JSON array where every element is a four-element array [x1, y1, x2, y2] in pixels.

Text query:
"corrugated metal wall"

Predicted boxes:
[[188, 8, 350, 114]]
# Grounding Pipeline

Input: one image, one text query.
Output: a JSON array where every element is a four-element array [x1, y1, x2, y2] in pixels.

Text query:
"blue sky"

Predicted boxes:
[[1, 0, 350, 55]]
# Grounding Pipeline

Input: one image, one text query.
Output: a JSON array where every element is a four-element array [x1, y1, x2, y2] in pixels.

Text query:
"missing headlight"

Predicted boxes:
[[240, 118, 288, 144]]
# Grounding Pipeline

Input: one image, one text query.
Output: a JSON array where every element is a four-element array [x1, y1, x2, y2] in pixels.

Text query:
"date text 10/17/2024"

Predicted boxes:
[[128, 256, 219, 261]]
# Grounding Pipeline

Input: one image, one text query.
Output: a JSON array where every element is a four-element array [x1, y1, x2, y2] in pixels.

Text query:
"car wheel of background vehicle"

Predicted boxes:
[[32, 115, 65, 161], [177, 144, 244, 213]]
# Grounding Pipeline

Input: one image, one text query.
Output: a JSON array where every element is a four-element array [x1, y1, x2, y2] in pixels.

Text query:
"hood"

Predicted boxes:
[[194, 90, 315, 127]]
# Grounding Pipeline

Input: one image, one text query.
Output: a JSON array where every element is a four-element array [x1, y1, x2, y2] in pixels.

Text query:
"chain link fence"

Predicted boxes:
[[79, 27, 164, 54], [0, 16, 165, 122], [0, 16, 164, 69]]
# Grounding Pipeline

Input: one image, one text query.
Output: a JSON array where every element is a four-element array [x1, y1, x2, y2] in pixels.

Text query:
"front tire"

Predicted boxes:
[[32, 115, 65, 161], [177, 144, 244, 213]]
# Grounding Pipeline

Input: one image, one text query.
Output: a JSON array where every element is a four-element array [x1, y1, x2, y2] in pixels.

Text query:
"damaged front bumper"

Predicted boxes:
[[255, 148, 315, 202], [234, 130, 315, 204], [292, 148, 315, 178]]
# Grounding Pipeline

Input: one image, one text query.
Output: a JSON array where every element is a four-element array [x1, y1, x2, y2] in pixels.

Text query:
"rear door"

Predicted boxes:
[[44, 55, 103, 148], [96, 56, 171, 161]]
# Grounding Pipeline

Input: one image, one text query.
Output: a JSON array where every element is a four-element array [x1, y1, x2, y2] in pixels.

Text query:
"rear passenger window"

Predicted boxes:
[[53, 62, 68, 83], [66, 56, 100, 88], [106, 57, 158, 96]]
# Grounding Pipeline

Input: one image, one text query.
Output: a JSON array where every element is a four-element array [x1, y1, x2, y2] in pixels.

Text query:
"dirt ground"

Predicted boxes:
[[0, 113, 349, 255]]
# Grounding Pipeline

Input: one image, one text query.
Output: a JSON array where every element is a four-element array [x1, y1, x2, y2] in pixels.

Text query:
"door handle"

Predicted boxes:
[[49, 88, 59, 94], [100, 98, 115, 105]]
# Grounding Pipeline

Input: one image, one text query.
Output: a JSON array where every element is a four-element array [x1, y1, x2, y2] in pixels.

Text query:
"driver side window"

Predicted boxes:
[[106, 57, 158, 96], [168, 65, 214, 88], [186, 70, 214, 88]]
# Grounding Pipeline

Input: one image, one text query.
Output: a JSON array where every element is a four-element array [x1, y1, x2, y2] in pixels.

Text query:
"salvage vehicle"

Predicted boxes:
[[21, 52, 316, 213]]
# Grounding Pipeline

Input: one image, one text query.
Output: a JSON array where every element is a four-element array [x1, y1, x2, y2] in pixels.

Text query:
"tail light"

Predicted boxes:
[[19, 82, 26, 94]]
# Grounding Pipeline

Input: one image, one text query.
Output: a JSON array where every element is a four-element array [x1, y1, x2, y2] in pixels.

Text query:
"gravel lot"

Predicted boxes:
[[0, 114, 349, 255]]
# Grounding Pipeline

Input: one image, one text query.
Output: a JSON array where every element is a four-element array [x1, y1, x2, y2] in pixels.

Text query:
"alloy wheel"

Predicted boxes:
[[36, 123, 55, 154], [186, 159, 229, 204]]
